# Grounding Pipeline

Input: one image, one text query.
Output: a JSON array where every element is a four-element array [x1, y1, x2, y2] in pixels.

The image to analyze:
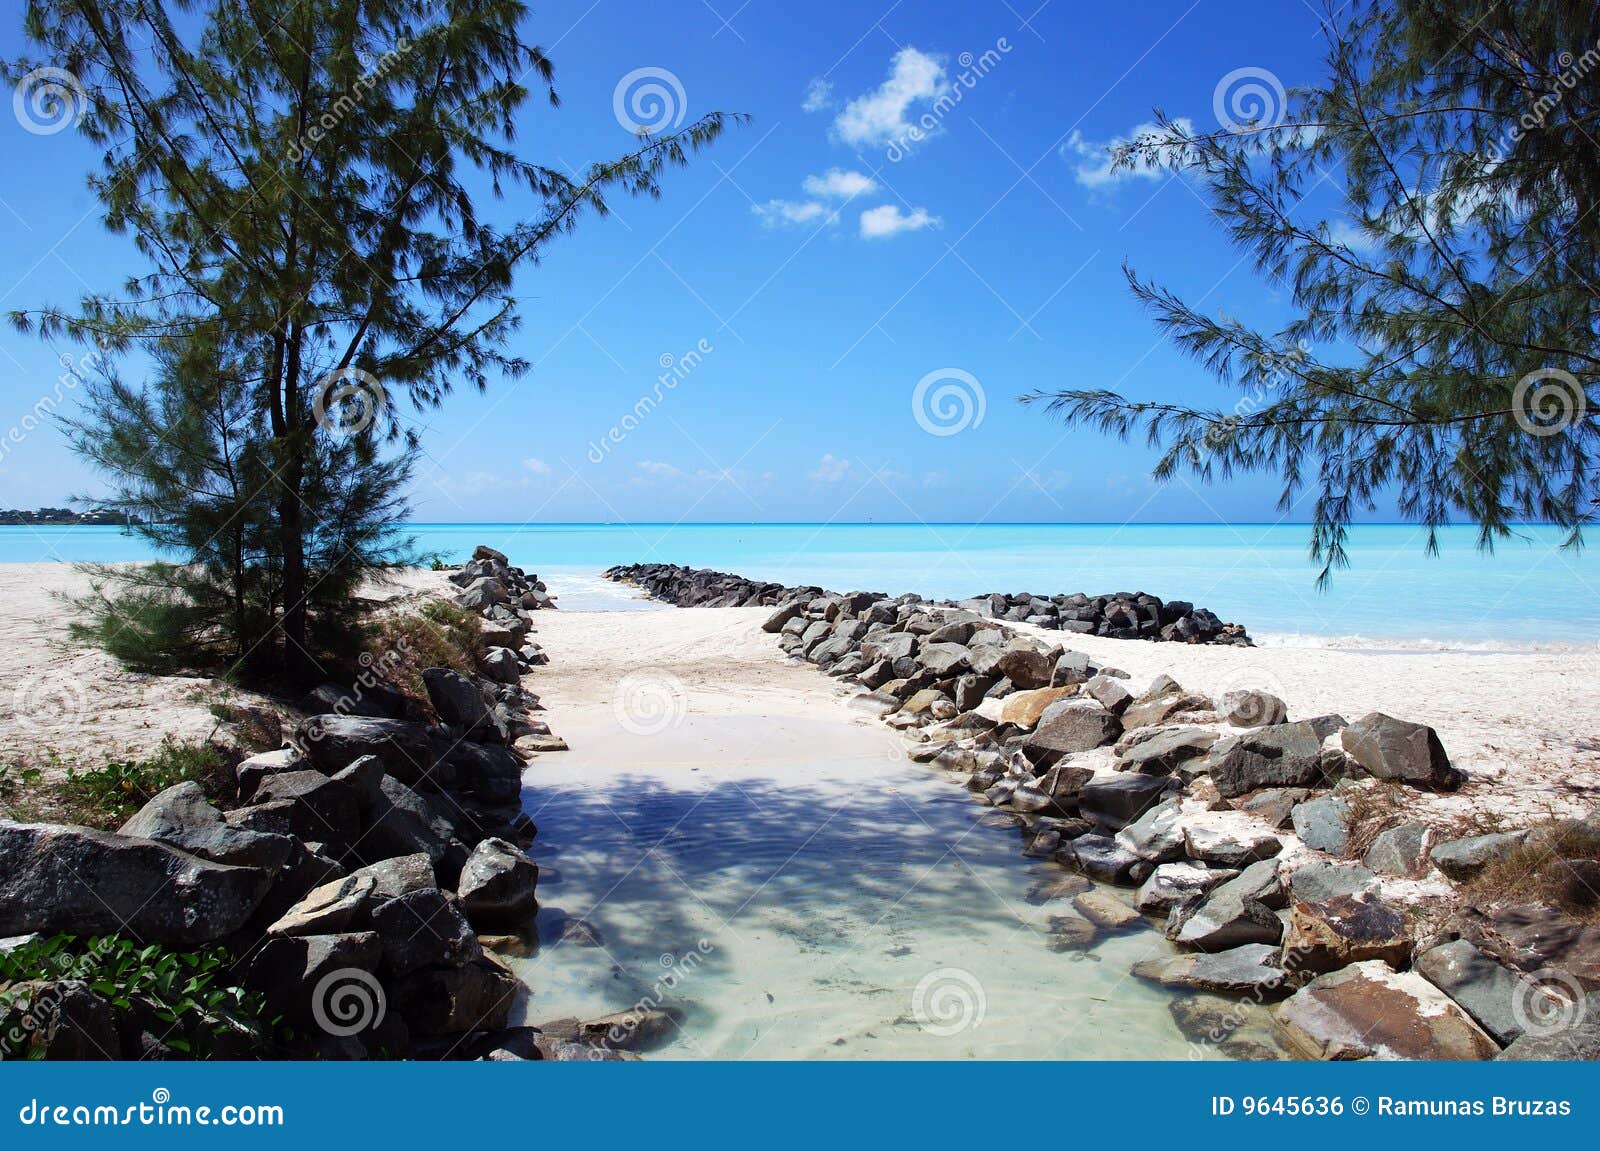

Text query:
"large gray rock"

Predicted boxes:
[[995, 647, 1055, 690], [245, 931, 385, 1033], [1115, 728, 1218, 776], [1341, 712, 1463, 790], [1023, 701, 1122, 764], [0, 821, 271, 945], [370, 889, 480, 975], [297, 715, 435, 784], [1167, 859, 1285, 951], [458, 837, 539, 924], [1132, 943, 1289, 998], [360, 775, 458, 871], [121, 781, 294, 870], [1079, 772, 1174, 830], [1414, 939, 1550, 1046], [1183, 824, 1283, 868], [1275, 960, 1498, 1060], [1116, 801, 1187, 863], [917, 642, 972, 677], [1207, 722, 1325, 798], [421, 668, 501, 739], [392, 953, 520, 1036], [236, 748, 306, 800], [1364, 821, 1433, 877], [1430, 829, 1529, 881], [1059, 833, 1143, 884], [1220, 690, 1287, 727], [1498, 993, 1600, 1060], [1291, 795, 1353, 854], [1287, 861, 1377, 903], [438, 741, 524, 804], [1136, 862, 1236, 916], [243, 769, 361, 848]]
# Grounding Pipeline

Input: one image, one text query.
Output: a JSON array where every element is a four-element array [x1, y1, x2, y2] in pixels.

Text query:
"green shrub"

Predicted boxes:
[[62, 739, 229, 824], [0, 934, 274, 1059]]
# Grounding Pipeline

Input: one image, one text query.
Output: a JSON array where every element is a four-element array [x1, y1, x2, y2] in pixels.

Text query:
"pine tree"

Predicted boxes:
[[9, 0, 735, 678], [1025, 0, 1599, 580]]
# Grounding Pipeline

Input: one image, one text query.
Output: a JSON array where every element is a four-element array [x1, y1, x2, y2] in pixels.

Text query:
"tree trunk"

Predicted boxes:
[[278, 324, 313, 685]]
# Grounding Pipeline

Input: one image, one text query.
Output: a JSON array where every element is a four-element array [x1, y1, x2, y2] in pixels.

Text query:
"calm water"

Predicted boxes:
[[6, 521, 1595, 643], [506, 714, 1284, 1060]]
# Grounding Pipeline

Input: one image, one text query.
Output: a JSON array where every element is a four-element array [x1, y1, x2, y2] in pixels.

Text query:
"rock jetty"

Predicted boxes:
[[606, 562, 1252, 644]]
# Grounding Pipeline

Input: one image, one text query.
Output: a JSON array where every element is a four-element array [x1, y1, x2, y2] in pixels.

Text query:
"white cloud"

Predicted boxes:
[[859, 204, 939, 239], [521, 457, 550, 475], [752, 198, 836, 229], [808, 453, 852, 483], [635, 459, 684, 479], [802, 168, 878, 199], [833, 47, 947, 147], [1062, 117, 1194, 189], [802, 77, 833, 113]]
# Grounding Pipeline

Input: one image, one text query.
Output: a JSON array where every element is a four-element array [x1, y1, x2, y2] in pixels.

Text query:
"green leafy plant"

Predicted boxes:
[[0, 934, 275, 1059], [62, 739, 228, 823]]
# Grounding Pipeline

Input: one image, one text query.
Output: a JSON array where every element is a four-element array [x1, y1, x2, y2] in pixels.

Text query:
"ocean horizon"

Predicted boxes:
[[4, 520, 1591, 646]]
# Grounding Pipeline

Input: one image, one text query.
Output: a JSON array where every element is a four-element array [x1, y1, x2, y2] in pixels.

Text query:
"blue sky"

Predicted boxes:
[[0, 0, 1353, 524]]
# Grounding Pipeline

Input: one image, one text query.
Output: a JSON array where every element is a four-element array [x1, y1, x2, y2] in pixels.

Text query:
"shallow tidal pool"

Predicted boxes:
[[504, 713, 1283, 1059]]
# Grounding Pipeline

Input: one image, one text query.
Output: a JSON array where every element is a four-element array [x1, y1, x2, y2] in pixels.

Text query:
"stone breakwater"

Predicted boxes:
[[661, 576, 1599, 1061], [0, 546, 661, 1063], [606, 562, 1252, 644]]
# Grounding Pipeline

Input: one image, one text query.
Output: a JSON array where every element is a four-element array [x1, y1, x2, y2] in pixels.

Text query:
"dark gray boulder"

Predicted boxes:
[[1414, 939, 1547, 1046], [438, 741, 524, 804], [121, 781, 295, 870], [1132, 943, 1289, 998], [370, 889, 480, 975], [1207, 722, 1326, 798], [1079, 772, 1174, 830], [1430, 829, 1529, 880], [244, 769, 362, 848], [0, 821, 271, 945], [1059, 833, 1143, 884], [1220, 690, 1288, 727], [457, 837, 539, 924], [359, 775, 460, 874], [1022, 701, 1122, 764], [1167, 858, 1285, 951], [1341, 712, 1463, 790], [1115, 727, 1218, 775], [421, 668, 503, 740], [297, 715, 435, 785]]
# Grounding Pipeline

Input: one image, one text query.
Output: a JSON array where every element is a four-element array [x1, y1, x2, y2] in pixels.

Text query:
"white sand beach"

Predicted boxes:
[[5, 562, 1596, 830]]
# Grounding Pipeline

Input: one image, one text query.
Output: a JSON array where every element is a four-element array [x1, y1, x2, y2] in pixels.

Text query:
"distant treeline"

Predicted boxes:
[[0, 507, 128, 526]]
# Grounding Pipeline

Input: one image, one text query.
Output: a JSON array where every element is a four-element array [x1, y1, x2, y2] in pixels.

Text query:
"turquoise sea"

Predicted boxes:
[[2, 521, 1594, 645]]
